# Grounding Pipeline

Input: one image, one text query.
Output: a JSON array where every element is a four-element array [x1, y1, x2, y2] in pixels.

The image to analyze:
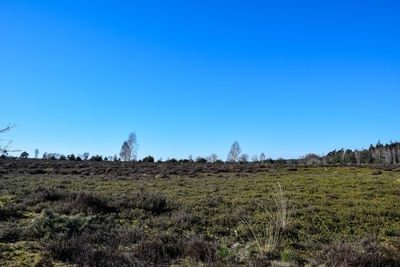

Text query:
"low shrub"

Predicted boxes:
[[0, 204, 23, 221], [73, 191, 116, 214], [185, 236, 217, 263], [0, 222, 22, 242], [24, 187, 70, 205], [134, 234, 183, 264], [116, 189, 168, 214], [317, 235, 400, 266], [31, 210, 94, 239]]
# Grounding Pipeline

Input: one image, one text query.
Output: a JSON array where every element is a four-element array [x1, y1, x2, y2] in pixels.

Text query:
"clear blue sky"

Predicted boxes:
[[1, 0, 399, 160]]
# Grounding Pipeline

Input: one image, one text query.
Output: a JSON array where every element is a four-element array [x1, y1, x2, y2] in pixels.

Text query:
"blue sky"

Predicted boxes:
[[1, 0, 399, 160]]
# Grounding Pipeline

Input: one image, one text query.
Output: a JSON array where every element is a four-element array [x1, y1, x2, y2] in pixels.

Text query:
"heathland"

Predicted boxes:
[[1, 159, 400, 266]]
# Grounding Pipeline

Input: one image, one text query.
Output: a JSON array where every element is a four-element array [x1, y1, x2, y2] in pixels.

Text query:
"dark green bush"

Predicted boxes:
[[142, 156, 154, 163]]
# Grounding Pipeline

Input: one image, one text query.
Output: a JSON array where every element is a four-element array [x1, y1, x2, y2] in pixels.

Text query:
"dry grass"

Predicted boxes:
[[243, 183, 292, 256]]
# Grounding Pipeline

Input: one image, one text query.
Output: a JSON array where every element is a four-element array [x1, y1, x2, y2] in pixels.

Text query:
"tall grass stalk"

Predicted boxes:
[[243, 183, 292, 255]]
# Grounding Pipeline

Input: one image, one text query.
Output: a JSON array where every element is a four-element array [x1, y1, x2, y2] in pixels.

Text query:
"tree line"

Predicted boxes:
[[2, 126, 400, 165], [300, 141, 400, 165]]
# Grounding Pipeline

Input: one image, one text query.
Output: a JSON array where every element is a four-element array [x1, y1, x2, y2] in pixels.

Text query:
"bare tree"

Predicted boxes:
[[127, 132, 138, 161], [227, 141, 241, 162], [207, 153, 218, 163], [251, 154, 259, 162], [120, 132, 138, 161], [239, 153, 249, 162], [260, 153, 266, 163], [83, 152, 90, 161], [35, 148, 39, 158], [0, 125, 17, 155], [120, 141, 130, 161]]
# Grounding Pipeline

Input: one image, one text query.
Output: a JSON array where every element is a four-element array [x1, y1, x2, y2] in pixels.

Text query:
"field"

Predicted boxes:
[[1, 160, 400, 266]]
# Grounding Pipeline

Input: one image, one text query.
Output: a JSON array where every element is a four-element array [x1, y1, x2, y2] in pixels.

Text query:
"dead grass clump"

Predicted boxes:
[[243, 183, 292, 257]]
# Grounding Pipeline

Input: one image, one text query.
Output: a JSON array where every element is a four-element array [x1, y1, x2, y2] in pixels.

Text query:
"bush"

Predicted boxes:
[[317, 235, 400, 266], [20, 151, 29, 159], [0, 222, 22, 242], [73, 191, 116, 214], [185, 236, 216, 263], [31, 210, 94, 239], [142, 156, 154, 163], [90, 155, 103, 161], [196, 157, 207, 163], [0, 205, 23, 221], [24, 187, 70, 205], [134, 234, 183, 264]]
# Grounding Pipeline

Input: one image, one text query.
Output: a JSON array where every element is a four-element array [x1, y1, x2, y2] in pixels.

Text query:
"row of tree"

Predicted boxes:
[[3, 126, 400, 165], [300, 141, 400, 165]]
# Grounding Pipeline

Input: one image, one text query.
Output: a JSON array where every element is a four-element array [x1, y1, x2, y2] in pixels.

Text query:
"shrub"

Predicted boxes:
[[185, 236, 216, 263], [90, 155, 103, 161], [120, 190, 167, 214], [134, 234, 183, 264], [0, 222, 22, 242], [31, 210, 94, 239], [0, 205, 23, 221], [317, 235, 400, 266], [73, 191, 115, 214], [142, 156, 154, 163], [115, 226, 146, 246], [20, 151, 29, 159], [115, 188, 169, 214], [196, 157, 207, 163]]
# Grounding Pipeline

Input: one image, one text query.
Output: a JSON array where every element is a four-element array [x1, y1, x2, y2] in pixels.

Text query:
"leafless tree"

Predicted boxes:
[[83, 152, 90, 161], [207, 153, 218, 163], [227, 141, 241, 162], [251, 154, 258, 162], [260, 153, 266, 163], [239, 153, 249, 162], [120, 141, 130, 161], [120, 132, 138, 161], [35, 148, 39, 158], [1, 125, 17, 155]]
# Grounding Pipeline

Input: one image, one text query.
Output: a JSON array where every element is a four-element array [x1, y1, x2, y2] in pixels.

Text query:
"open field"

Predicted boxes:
[[1, 160, 400, 266]]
